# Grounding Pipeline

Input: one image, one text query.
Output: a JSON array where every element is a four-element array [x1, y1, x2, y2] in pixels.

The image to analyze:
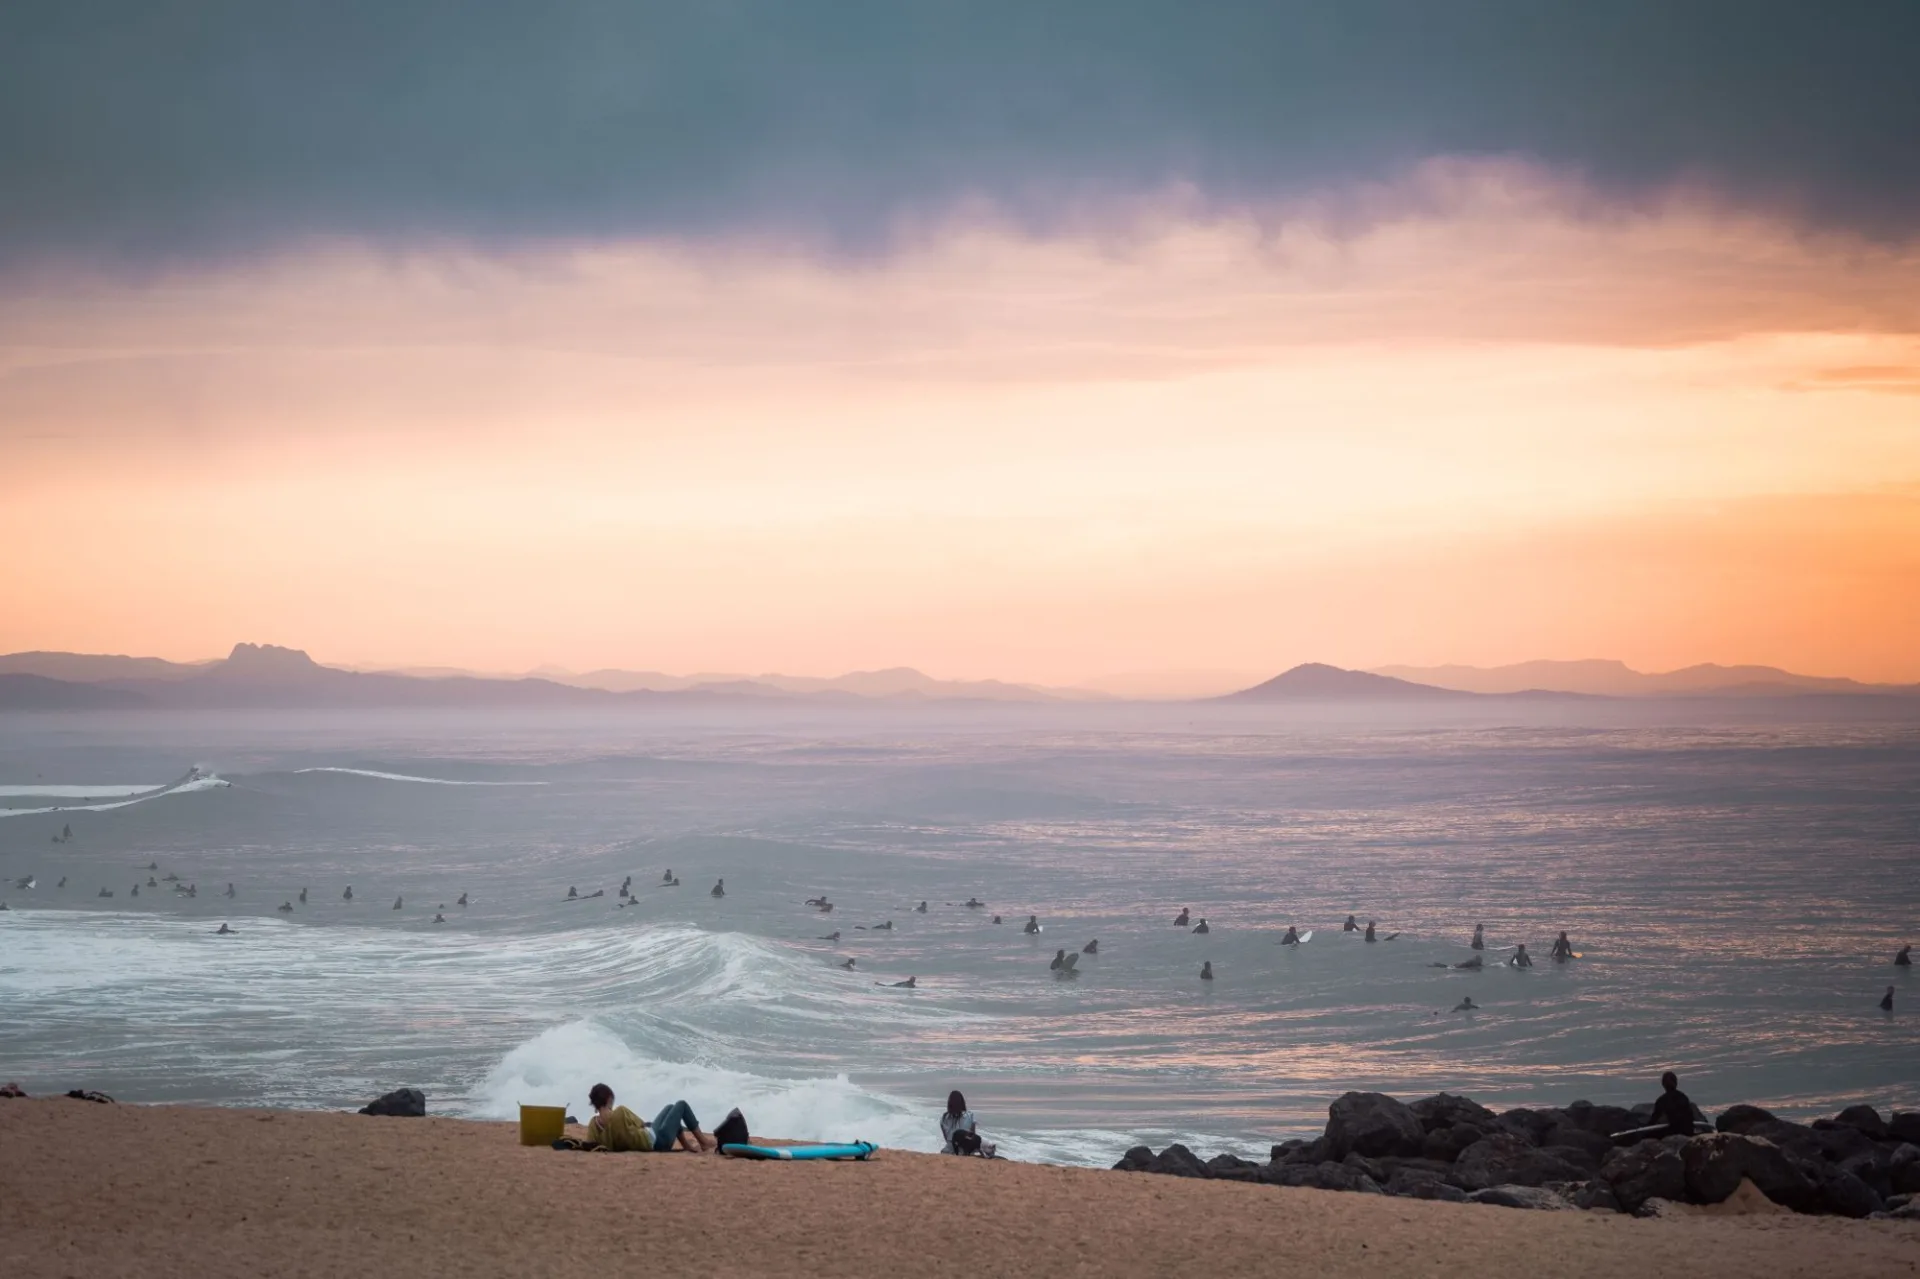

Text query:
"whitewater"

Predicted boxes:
[[1, 706, 1916, 1164]]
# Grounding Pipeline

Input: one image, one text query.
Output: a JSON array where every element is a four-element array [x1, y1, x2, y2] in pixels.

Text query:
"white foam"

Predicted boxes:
[[0, 771, 228, 818], [469, 1019, 941, 1151], [0, 784, 167, 798], [293, 767, 544, 786]]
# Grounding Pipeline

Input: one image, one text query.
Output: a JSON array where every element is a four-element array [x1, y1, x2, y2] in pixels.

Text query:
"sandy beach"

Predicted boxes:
[[2, 1100, 1915, 1278]]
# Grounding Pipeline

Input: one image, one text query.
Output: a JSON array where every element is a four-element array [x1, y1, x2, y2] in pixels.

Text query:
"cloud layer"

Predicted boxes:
[[5, 1, 1920, 266]]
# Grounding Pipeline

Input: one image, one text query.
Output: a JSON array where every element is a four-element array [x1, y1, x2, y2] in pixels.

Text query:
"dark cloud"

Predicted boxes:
[[3, 0, 1918, 265]]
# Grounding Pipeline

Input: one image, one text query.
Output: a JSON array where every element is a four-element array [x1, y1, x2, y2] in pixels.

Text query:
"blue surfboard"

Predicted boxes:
[[721, 1141, 877, 1161]]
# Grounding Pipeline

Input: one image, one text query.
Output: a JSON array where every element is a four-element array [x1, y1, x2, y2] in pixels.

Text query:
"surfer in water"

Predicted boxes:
[[711, 879, 725, 898], [964, 897, 985, 909], [130, 884, 139, 897], [1882, 986, 1896, 1012], [298, 888, 307, 904], [1470, 923, 1485, 950], [1023, 915, 1041, 934], [225, 883, 235, 898], [147, 877, 157, 888], [1343, 915, 1359, 932], [820, 930, 841, 941], [343, 886, 353, 901], [392, 896, 403, 910], [1191, 918, 1210, 934], [433, 912, 445, 923], [276, 900, 292, 912], [1280, 926, 1300, 946], [1364, 921, 1376, 942], [1082, 939, 1098, 955], [991, 915, 1002, 924], [878, 976, 917, 988], [1173, 907, 1190, 927], [1453, 996, 1478, 1012], [914, 901, 928, 913], [662, 869, 674, 884], [1050, 948, 1067, 970], [1895, 944, 1911, 967], [1509, 943, 1533, 968], [457, 892, 468, 907], [215, 923, 234, 935], [839, 958, 856, 969], [1550, 932, 1574, 961], [566, 886, 578, 899], [1200, 961, 1214, 981], [1454, 954, 1482, 969], [1650, 1072, 1698, 1136]]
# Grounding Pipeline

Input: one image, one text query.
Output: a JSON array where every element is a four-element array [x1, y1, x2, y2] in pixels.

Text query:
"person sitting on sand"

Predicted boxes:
[[1650, 1072, 1698, 1137], [939, 1091, 996, 1157]]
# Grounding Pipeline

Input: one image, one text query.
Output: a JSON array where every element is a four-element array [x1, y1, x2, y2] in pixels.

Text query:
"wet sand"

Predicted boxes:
[[1, 1099, 1915, 1278]]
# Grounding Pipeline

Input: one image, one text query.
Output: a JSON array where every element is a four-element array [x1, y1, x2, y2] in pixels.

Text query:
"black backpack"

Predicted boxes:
[[712, 1107, 750, 1149]]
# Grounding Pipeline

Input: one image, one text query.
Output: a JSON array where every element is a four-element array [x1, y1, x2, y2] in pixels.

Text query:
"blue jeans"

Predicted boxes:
[[651, 1100, 700, 1152]]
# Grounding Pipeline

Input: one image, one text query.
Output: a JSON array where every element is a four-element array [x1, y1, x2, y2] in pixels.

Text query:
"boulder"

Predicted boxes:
[[1806, 1120, 1879, 1161], [1839, 1149, 1894, 1199], [1813, 1164, 1883, 1218], [1600, 1140, 1687, 1213], [1273, 1137, 1332, 1166], [1147, 1143, 1210, 1178], [1889, 1145, 1920, 1196], [1112, 1146, 1156, 1172], [1385, 1168, 1468, 1202], [358, 1087, 425, 1117], [1546, 1179, 1622, 1213], [1468, 1185, 1574, 1210], [1744, 1117, 1871, 1165], [1542, 1128, 1615, 1161], [1324, 1092, 1425, 1160], [1715, 1103, 1777, 1135], [1680, 1133, 1815, 1209], [1888, 1200, 1920, 1222], [1890, 1112, 1920, 1145], [1830, 1104, 1888, 1141], [1495, 1108, 1558, 1147], [1559, 1100, 1638, 1139], [1454, 1133, 1594, 1190], [1340, 1152, 1387, 1183], [1270, 1139, 1308, 1163], [1204, 1152, 1264, 1180], [1422, 1123, 1494, 1163], [1409, 1093, 1498, 1134], [1260, 1161, 1383, 1194]]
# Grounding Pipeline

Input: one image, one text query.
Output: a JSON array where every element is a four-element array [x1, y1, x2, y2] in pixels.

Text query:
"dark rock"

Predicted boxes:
[[1547, 1179, 1622, 1213], [1325, 1092, 1425, 1160], [1600, 1140, 1687, 1213], [1376, 1155, 1455, 1181], [1260, 1161, 1384, 1194], [1275, 1136, 1332, 1166], [1889, 1145, 1920, 1196], [1113, 1146, 1156, 1172], [1543, 1128, 1615, 1162], [1147, 1143, 1210, 1178], [1680, 1133, 1816, 1209], [1890, 1112, 1920, 1145], [1634, 1197, 1683, 1219], [1495, 1108, 1558, 1147], [1409, 1093, 1498, 1134], [358, 1087, 425, 1117], [1205, 1153, 1264, 1180], [1889, 1200, 1920, 1222], [1808, 1120, 1880, 1160], [1454, 1133, 1594, 1190], [1559, 1100, 1638, 1139], [1468, 1185, 1573, 1210], [1814, 1164, 1883, 1219], [1831, 1104, 1888, 1141], [1422, 1123, 1493, 1163], [1340, 1152, 1387, 1182], [1270, 1139, 1308, 1163], [1839, 1149, 1894, 1199], [1745, 1117, 1871, 1165], [1385, 1167, 1468, 1202], [1715, 1103, 1777, 1135]]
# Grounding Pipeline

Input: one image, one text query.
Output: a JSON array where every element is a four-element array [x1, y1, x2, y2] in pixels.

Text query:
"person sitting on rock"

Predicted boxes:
[[940, 1090, 995, 1157], [1650, 1071, 1697, 1137]]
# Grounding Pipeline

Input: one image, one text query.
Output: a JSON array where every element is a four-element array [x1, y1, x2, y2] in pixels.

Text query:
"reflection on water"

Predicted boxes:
[[0, 711, 1916, 1163]]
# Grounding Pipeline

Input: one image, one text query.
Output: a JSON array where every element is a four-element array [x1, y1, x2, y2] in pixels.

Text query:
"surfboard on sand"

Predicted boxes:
[[722, 1141, 877, 1161]]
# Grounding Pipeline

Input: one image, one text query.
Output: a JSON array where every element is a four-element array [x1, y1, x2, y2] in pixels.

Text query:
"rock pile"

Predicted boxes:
[[1112, 1091, 1920, 1219]]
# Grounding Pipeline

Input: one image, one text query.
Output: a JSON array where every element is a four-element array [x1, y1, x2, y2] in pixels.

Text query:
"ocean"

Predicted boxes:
[[2, 704, 1916, 1164]]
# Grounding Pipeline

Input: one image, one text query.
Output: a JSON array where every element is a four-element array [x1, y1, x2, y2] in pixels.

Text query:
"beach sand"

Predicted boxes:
[[2, 1099, 1915, 1278]]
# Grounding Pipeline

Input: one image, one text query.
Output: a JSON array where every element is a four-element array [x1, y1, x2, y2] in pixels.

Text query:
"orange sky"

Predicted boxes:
[[3, 163, 1918, 686]]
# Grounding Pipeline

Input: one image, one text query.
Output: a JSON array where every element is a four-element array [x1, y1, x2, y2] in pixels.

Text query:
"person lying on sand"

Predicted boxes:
[[585, 1084, 716, 1153], [940, 1090, 997, 1157]]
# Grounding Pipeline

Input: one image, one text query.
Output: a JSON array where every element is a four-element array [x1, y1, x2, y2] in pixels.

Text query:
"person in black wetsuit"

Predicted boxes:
[[1650, 1071, 1696, 1137], [1897, 944, 1912, 967]]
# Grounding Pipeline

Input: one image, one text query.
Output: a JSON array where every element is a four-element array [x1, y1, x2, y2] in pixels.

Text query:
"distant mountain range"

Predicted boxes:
[[0, 644, 1103, 710], [1371, 660, 1920, 698], [3, 647, 1915, 711]]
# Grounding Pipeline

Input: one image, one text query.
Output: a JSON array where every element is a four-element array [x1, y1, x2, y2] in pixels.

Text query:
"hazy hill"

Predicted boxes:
[[1374, 660, 1913, 697], [0, 673, 150, 710], [0, 651, 209, 682], [1218, 663, 1468, 701]]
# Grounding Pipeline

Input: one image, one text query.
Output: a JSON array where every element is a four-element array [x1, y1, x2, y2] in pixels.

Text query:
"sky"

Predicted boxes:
[[3, 2, 1919, 689]]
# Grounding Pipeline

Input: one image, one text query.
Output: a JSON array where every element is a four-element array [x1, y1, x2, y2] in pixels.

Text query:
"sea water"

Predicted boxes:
[[2, 705, 1916, 1164]]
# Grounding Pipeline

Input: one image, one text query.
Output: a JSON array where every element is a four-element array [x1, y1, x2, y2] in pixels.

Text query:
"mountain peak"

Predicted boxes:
[[1220, 663, 1463, 701]]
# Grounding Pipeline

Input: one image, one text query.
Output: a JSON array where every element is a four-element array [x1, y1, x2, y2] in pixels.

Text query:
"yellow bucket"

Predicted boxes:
[[519, 1104, 567, 1146]]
